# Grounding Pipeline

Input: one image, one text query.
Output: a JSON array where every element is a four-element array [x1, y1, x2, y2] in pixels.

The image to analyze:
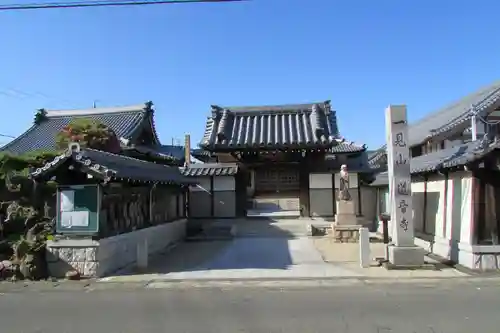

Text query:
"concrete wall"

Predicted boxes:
[[375, 171, 500, 270], [189, 176, 236, 218], [360, 186, 378, 224], [309, 173, 334, 217], [46, 219, 187, 278]]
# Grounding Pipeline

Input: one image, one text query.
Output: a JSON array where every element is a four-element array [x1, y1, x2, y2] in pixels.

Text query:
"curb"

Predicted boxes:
[[132, 274, 487, 283], [1, 275, 499, 293]]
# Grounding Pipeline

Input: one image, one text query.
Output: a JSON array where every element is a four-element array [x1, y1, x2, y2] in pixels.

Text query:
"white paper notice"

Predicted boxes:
[[60, 191, 75, 212], [60, 211, 89, 228]]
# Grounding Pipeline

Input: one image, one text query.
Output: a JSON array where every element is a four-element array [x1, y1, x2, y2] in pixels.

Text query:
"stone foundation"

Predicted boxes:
[[332, 225, 360, 243], [46, 219, 187, 278], [46, 239, 100, 277]]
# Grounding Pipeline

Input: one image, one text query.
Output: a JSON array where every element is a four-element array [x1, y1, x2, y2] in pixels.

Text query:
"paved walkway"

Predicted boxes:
[[313, 238, 469, 278], [101, 235, 468, 282], [102, 237, 361, 282]]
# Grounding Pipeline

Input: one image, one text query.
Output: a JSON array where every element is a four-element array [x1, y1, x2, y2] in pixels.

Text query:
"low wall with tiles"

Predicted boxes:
[[46, 219, 187, 278]]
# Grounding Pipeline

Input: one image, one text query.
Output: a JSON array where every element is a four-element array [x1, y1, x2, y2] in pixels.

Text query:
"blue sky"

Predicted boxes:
[[1, 0, 500, 148]]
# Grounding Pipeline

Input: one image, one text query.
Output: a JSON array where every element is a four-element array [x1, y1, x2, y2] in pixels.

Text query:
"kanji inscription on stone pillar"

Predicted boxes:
[[385, 105, 414, 246]]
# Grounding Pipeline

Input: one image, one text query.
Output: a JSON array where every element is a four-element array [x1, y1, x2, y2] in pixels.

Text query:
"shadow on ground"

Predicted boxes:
[[116, 218, 311, 276]]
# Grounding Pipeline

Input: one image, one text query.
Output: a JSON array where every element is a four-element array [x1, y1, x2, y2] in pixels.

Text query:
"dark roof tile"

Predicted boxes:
[[180, 163, 239, 177], [1, 103, 157, 155], [200, 101, 340, 150], [409, 81, 500, 146], [31, 148, 193, 185], [370, 171, 388, 187], [369, 81, 500, 164], [369, 139, 500, 186], [328, 142, 366, 154]]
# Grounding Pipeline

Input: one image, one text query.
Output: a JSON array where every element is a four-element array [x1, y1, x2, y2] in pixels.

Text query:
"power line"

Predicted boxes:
[[0, 133, 16, 139], [0, 0, 246, 11]]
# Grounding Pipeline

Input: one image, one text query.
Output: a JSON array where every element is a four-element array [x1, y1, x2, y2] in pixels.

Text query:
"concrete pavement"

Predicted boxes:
[[102, 237, 365, 282], [0, 280, 499, 332], [101, 236, 468, 283]]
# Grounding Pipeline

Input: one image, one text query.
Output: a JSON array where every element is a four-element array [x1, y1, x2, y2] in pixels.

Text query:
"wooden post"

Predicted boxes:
[[184, 134, 191, 166]]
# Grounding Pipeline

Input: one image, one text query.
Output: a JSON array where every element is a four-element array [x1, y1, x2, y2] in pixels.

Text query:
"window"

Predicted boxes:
[[411, 145, 422, 158]]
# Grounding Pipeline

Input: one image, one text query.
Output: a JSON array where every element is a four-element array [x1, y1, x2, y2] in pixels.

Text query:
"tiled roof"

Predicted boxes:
[[30, 147, 194, 185], [200, 101, 341, 150], [124, 144, 203, 163], [370, 171, 389, 187], [368, 145, 388, 169], [369, 139, 500, 186], [325, 151, 374, 173], [1, 103, 158, 155], [180, 163, 239, 177], [368, 81, 500, 166], [410, 140, 496, 174], [409, 81, 500, 147], [328, 141, 366, 154], [191, 148, 213, 157]]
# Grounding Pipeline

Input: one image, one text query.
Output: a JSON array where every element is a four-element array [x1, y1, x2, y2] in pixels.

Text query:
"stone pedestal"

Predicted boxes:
[[333, 200, 362, 243], [335, 200, 358, 225], [387, 245, 425, 267], [332, 225, 360, 243]]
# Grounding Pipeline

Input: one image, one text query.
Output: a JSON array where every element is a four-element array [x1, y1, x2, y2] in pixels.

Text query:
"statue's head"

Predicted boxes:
[[340, 164, 348, 178]]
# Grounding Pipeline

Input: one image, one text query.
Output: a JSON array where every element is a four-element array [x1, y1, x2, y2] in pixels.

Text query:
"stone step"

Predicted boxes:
[[246, 209, 301, 219], [186, 225, 234, 241], [251, 197, 300, 211], [234, 222, 311, 238]]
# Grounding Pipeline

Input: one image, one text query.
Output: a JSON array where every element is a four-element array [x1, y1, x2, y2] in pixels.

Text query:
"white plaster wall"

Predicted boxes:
[[459, 172, 474, 244], [444, 139, 463, 149], [309, 173, 332, 189], [191, 177, 211, 192], [97, 219, 187, 276], [411, 171, 484, 269], [213, 176, 235, 191], [46, 219, 187, 278]]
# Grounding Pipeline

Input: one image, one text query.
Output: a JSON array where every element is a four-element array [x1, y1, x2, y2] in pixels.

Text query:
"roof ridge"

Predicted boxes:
[[215, 101, 331, 113], [83, 148, 176, 168], [184, 162, 238, 168], [410, 81, 500, 127], [45, 103, 151, 118]]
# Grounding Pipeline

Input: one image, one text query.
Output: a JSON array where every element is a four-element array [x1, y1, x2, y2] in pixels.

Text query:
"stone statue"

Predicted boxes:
[[338, 164, 351, 201]]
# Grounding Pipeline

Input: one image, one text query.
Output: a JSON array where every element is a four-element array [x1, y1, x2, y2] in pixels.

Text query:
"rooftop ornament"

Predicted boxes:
[[33, 108, 47, 125]]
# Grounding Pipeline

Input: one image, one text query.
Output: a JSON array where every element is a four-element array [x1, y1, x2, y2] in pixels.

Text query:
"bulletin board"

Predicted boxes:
[[55, 184, 101, 235]]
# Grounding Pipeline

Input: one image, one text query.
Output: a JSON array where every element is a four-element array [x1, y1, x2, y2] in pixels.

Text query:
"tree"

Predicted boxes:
[[55, 119, 121, 154]]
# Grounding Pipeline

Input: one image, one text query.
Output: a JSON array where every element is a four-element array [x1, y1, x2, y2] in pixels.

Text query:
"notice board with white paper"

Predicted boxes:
[[56, 184, 101, 235]]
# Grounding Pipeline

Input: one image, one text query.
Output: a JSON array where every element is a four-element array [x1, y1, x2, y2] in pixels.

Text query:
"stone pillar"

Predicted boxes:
[[385, 105, 424, 266]]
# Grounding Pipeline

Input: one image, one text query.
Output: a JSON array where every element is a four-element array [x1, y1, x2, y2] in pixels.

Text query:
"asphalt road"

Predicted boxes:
[[0, 280, 499, 333]]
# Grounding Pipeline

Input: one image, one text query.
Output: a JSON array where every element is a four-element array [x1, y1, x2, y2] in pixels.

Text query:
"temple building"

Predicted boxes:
[[369, 81, 500, 271], [0, 102, 200, 165], [189, 101, 376, 221]]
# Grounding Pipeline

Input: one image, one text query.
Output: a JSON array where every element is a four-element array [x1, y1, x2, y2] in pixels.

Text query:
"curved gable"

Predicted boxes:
[[1, 102, 159, 155]]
